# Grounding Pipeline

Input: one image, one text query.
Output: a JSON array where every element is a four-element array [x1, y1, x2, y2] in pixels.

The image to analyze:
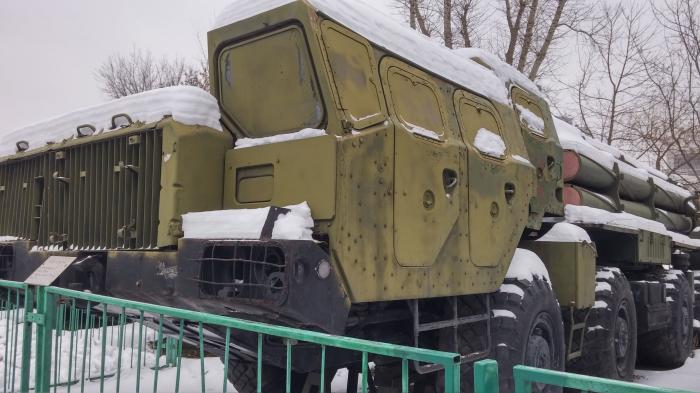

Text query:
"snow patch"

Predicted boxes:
[[597, 270, 615, 280], [499, 283, 525, 298], [474, 128, 506, 158], [512, 154, 534, 168], [492, 309, 517, 319], [565, 205, 669, 235], [506, 249, 551, 286], [593, 300, 608, 309], [537, 223, 591, 243], [213, 0, 510, 104], [0, 86, 222, 158], [515, 104, 545, 136], [182, 202, 314, 241], [404, 123, 442, 141], [669, 231, 700, 249], [235, 128, 327, 149], [455, 47, 544, 99]]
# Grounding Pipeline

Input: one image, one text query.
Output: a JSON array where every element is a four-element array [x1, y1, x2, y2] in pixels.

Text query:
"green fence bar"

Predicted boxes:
[[512, 365, 695, 393], [473, 360, 499, 393]]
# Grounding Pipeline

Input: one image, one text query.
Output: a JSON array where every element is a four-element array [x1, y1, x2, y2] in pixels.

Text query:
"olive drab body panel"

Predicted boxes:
[[0, 119, 232, 250], [207, 0, 538, 303], [511, 88, 564, 224]]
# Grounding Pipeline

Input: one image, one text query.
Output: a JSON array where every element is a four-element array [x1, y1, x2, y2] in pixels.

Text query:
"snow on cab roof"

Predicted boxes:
[[454, 47, 544, 100], [213, 0, 510, 105], [0, 86, 222, 158]]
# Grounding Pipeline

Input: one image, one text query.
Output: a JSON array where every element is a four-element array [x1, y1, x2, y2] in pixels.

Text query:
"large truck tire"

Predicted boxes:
[[637, 269, 693, 368], [567, 267, 637, 380], [490, 276, 566, 393]]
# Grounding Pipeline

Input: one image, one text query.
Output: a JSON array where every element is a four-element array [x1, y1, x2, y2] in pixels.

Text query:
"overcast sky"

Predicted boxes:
[[0, 1, 398, 133]]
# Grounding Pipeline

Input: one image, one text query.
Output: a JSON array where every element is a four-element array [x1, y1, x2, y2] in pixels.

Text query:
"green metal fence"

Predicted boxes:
[[2, 279, 695, 393], [472, 360, 695, 393], [1, 279, 461, 392]]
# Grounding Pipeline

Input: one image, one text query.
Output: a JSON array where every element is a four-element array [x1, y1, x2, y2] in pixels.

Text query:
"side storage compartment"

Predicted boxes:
[[521, 240, 596, 309]]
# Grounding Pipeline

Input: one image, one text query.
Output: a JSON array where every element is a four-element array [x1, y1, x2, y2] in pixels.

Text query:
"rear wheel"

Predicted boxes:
[[637, 269, 693, 368], [567, 267, 637, 380], [490, 275, 566, 392]]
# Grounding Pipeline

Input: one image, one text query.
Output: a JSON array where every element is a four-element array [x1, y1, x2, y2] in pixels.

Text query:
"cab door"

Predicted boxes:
[[381, 58, 461, 268], [454, 91, 526, 267]]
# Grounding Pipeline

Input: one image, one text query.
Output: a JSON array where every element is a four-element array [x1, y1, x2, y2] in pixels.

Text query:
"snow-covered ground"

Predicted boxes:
[[635, 350, 700, 392]]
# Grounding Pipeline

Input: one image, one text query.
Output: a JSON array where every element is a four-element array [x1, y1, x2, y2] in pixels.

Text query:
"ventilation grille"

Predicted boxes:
[[0, 129, 163, 250]]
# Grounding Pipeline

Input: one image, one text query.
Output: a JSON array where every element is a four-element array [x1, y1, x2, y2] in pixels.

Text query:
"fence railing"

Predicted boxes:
[[1, 279, 461, 393], [472, 360, 694, 393], [2, 279, 695, 393]]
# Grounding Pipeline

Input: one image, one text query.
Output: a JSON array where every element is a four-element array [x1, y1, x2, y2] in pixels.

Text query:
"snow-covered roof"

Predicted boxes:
[[454, 47, 544, 100], [213, 0, 509, 104], [0, 86, 222, 158]]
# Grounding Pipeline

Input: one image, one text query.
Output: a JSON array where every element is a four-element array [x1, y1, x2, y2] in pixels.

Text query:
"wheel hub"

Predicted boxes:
[[526, 334, 552, 369], [614, 315, 630, 359], [681, 302, 690, 340]]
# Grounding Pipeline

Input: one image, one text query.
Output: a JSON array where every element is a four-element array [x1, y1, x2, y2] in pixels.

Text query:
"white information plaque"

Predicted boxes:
[[24, 256, 77, 286]]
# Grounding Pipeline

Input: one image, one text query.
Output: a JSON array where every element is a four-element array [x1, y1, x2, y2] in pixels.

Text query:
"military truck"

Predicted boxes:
[[0, 0, 698, 392]]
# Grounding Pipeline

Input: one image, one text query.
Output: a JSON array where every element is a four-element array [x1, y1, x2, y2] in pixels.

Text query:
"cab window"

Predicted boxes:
[[218, 26, 324, 137]]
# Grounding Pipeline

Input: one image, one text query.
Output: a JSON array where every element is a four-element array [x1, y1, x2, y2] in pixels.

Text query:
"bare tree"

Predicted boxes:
[[570, 3, 650, 145], [394, 0, 592, 82], [96, 48, 209, 99]]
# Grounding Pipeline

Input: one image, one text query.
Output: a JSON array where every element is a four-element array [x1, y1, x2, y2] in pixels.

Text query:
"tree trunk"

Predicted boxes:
[[516, 0, 539, 72], [458, 4, 472, 47], [528, 0, 567, 80], [444, 0, 454, 48], [505, 0, 528, 65], [410, 0, 432, 36]]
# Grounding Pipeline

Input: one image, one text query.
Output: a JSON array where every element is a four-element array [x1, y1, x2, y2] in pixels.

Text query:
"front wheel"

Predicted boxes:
[[491, 274, 566, 392]]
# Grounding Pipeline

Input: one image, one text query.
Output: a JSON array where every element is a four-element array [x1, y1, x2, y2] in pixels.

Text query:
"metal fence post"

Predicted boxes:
[[474, 360, 499, 393], [18, 286, 34, 393], [443, 357, 462, 393], [34, 286, 57, 393]]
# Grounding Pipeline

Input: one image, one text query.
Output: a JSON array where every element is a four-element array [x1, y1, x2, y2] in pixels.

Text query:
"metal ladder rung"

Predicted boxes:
[[417, 313, 490, 332]]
